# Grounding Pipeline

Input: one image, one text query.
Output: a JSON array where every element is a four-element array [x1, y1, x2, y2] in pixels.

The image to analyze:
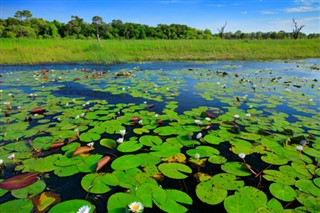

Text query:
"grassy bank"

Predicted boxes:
[[0, 39, 319, 64]]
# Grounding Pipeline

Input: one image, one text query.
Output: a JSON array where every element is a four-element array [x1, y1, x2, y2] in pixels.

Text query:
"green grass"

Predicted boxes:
[[0, 39, 319, 64]]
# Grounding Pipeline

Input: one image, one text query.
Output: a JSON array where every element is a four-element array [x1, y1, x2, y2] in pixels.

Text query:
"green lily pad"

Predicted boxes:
[[0, 198, 33, 213], [154, 189, 192, 213], [196, 181, 228, 205], [139, 135, 163, 146], [117, 140, 143, 153], [221, 162, 252, 177], [210, 173, 244, 190], [111, 155, 142, 171], [158, 163, 192, 179], [79, 132, 101, 142], [107, 192, 142, 213], [81, 173, 118, 194], [11, 180, 46, 198], [100, 138, 117, 149], [49, 199, 95, 213], [269, 183, 297, 202]]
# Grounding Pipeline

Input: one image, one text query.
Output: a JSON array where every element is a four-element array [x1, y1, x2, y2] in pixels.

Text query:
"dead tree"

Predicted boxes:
[[217, 22, 227, 39], [292, 18, 305, 39]]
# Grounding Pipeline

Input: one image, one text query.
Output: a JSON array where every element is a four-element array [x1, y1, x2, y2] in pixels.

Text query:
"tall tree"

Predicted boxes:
[[14, 10, 32, 37], [217, 22, 227, 39], [92, 16, 103, 45], [292, 18, 305, 39]]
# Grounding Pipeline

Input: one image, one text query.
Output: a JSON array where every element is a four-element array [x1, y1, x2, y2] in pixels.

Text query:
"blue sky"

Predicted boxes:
[[1, 0, 319, 34]]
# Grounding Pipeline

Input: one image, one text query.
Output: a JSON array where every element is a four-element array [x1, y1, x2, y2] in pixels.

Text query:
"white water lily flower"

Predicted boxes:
[[3, 102, 10, 105], [205, 117, 211, 121], [0, 90, 3, 93], [155, 114, 159, 118], [75, 115, 80, 119], [194, 120, 203, 125], [234, 114, 240, 119], [120, 129, 126, 136], [128, 201, 144, 213], [87, 142, 94, 147], [76, 205, 91, 213], [245, 113, 251, 117], [143, 101, 147, 104], [138, 120, 143, 125], [296, 145, 304, 151], [308, 98, 313, 102], [80, 113, 85, 117], [0, 159, 3, 165], [195, 153, 200, 159], [196, 132, 202, 139], [238, 153, 246, 159], [8, 154, 15, 160], [117, 138, 124, 143]]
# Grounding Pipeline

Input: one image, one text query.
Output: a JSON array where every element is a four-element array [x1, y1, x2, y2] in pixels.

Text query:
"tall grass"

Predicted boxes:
[[0, 39, 319, 64]]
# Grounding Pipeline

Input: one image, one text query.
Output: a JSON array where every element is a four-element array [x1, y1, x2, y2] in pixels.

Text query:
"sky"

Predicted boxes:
[[0, 0, 319, 34]]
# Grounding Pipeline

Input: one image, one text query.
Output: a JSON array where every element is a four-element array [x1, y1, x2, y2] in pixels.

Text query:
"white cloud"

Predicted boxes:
[[284, 6, 320, 13], [259, 10, 277, 15], [241, 11, 248, 15]]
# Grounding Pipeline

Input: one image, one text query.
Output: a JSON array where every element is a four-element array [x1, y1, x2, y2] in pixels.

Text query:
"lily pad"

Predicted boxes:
[[158, 163, 192, 179]]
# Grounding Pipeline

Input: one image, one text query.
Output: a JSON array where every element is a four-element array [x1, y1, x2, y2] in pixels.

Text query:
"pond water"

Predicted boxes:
[[0, 59, 319, 213]]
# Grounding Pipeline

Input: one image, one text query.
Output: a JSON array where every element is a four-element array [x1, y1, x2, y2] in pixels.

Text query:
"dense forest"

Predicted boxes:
[[1, 10, 319, 40]]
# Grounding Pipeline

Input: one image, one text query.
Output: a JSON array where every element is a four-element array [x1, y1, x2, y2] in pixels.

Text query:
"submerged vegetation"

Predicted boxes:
[[0, 60, 319, 212], [1, 39, 320, 64]]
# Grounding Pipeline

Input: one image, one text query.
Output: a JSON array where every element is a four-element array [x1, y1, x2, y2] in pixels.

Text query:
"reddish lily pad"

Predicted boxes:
[[0, 173, 39, 190]]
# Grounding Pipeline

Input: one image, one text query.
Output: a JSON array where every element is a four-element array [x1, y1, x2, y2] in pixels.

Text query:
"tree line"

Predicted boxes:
[[0, 10, 319, 40]]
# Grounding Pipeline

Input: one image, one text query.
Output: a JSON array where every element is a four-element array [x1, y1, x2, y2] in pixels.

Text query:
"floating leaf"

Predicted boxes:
[[158, 163, 192, 179], [48, 199, 95, 213], [72, 146, 93, 156], [11, 180, 46, 198], [154, 189, 192, 213], [196, 181, 227, 205], [221, 162, 252, 177], [32, 192, 61, 213], [96, 156, 111, 172], [0, 173, 39, 190], [0, 198, 33, 213], [269, 183, 297, 202], [100, 138, 117, 149], [111, 155, 142, 171]]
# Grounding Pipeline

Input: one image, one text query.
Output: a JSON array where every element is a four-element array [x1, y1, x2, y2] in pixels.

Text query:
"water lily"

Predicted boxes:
[[76, 205, 91, 213], [117, 138, 124, 143], [8, 154, 15, 160], [87, 142, 94, 148], [194, 153, 200, 159], [75, 115, 80, 119], [120, 129, 126, 136], [196, 132, 202, 139], [296, 145, 304, 151], [238, 153, 246, 159], [245, 113, 251, 117], [138, 119, 143, 125], [234, 114, 240, 119], [205, 117, 211, 121], [155, 114, 159, 117], [194, 120, 203, 125], [128, 201, 144, 213], [0, 159, 3, 165]]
